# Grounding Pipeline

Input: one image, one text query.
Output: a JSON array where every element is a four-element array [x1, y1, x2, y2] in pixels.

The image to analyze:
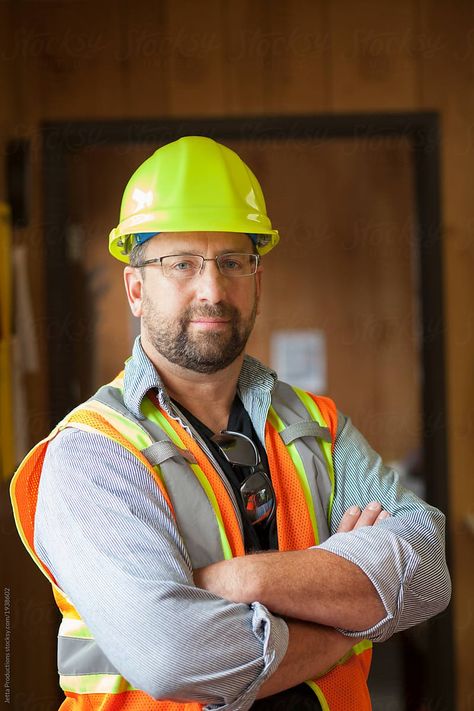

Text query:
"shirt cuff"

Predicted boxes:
[[204, 602, 289, 711], [318, 528, 420, 642]]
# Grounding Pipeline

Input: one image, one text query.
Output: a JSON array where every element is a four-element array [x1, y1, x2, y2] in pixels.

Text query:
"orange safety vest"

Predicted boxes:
[[10, 376, 372, 711]]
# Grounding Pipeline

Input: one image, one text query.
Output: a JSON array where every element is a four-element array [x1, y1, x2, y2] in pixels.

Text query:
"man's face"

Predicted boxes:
[[124, 232, 262, 374]]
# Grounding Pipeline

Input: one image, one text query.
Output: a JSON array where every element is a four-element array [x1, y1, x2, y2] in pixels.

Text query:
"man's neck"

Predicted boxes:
[[141, 338, 243, 434]]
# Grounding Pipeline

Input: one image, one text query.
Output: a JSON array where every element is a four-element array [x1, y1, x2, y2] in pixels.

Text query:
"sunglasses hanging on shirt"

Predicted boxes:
[[211, 430, 276, 527]]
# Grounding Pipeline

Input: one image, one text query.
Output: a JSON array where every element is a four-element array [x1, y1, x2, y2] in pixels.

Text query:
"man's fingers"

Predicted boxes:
[[337, 506, 361, 532], [354, 501, 384, 528], [374, 509, 391, 525], [337, 502, 391, 533]]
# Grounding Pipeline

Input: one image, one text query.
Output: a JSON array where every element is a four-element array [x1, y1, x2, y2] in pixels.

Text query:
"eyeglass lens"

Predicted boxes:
[[240, 470, 275, 525], [211, 431, 259, 467]]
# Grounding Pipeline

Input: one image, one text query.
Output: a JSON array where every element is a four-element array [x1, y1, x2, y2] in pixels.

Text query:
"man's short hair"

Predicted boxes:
[[129, 240, 148, 269]]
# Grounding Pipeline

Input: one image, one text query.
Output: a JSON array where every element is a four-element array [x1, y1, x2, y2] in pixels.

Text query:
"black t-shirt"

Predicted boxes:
[[172, 394, 322, 710]]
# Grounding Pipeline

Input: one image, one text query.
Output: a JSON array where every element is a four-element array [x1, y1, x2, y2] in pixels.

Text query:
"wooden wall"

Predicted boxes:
[[0, 6, 11, 201], [1, 1, 473, 708]]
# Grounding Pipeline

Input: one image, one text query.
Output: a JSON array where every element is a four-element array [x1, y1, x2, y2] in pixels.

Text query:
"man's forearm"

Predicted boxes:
[[195, 503, 388, 632], [196, 547, 385, 631], [256, 620, 355, 699]]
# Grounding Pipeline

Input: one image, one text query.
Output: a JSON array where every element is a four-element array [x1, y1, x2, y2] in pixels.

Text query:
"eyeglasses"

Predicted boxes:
[[135, 253, 260, 279], [211, 430, 276, 526]]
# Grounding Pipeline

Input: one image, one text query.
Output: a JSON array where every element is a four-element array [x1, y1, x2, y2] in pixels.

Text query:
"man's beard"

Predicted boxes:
[[142, 296, 257, 374]]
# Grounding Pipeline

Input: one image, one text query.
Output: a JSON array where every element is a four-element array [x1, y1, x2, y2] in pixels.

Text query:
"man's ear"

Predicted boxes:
[[124, 267, 144, 317]]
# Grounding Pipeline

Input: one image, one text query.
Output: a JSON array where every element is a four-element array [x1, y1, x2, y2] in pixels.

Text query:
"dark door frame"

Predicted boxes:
[[42, 112, 454, 710]]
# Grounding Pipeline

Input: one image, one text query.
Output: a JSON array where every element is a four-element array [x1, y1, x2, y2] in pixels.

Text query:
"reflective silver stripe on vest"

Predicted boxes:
[[58, 636, 120, 675], [93, 384, 225, 569], [271, 381, 333, 538]]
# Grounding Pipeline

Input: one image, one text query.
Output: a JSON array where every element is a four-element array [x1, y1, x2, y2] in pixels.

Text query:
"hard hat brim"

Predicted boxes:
[[109, 226, 279, 263]]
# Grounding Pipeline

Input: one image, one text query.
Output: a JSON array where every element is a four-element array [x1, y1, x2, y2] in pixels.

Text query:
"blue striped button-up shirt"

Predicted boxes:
[[35, 337, 451, 709]]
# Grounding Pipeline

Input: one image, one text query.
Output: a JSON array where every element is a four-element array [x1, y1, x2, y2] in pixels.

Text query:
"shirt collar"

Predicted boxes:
[[123, 336, 277, 425]]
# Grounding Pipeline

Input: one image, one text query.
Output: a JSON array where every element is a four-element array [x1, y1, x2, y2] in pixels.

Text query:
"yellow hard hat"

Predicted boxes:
[[109, 136, 279, 263]]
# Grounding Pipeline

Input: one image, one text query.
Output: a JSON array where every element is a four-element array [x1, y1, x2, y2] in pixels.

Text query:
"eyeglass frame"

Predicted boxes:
[[133, 252, 260, 279], [211, 429, 276, 527]]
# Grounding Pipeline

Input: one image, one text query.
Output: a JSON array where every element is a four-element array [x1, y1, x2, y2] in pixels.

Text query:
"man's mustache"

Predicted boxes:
[[183, 304, 238, 320]]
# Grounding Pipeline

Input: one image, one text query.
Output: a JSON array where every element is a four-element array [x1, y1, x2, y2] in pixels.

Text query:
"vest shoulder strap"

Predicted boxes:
[[280, 420, 332, 445]]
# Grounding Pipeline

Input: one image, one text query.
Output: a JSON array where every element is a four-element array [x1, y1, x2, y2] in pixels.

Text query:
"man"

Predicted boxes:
[[10, 136, 451, 710]]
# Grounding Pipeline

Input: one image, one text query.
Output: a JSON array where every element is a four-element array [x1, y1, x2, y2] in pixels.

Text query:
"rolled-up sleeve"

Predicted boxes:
[[35, 429, 288, 710], [318, 414, 451, 642]]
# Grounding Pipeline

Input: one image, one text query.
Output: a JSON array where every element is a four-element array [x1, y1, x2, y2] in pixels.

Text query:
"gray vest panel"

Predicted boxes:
[[58, 636, 121, 676]]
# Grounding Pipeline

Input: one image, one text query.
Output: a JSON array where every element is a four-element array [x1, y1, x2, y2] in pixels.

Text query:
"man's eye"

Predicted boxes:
[[172, 260, 196, 271], [221, 258, 243, 271]]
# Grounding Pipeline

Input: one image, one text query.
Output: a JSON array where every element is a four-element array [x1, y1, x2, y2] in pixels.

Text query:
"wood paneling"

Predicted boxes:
[[221, 0, 268, 114], [0, 1, 16, 199], [4, 3, 50, 448], [14, 0, 124, 120], [418, 3, 474, 708], [264, 0, 329, 113], [329, 0, 420, 110], [167, 0, 226, 116], [116, 0, 170, 118]]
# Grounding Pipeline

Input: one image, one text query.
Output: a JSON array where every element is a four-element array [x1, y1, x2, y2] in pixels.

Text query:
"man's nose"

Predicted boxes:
[[194, 259, 227, 302]]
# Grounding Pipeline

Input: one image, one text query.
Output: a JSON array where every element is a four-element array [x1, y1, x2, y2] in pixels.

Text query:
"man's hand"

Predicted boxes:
[[193, 502, 390, 632], [336, 500, 391, 532]]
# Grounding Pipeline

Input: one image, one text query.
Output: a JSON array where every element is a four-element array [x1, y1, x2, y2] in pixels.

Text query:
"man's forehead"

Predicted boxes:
[[146, 231, 253, 254]]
